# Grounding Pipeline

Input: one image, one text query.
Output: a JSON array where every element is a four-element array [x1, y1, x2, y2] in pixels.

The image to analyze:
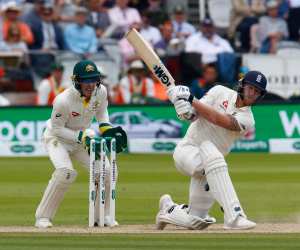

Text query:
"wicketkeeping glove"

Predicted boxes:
[[102, 126, 127, 153], [77, 129, 96, 145], [78, 129, 102, 159]]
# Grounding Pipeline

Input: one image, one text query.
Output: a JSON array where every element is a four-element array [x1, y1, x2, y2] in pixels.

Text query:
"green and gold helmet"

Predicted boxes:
[[72, 60, 103, 93]]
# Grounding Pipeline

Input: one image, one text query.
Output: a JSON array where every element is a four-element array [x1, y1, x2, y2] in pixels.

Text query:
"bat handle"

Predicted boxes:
[[175, 98, 196, 121]]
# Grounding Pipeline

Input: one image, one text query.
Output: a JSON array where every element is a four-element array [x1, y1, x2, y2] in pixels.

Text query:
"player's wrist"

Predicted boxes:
[[99, 123, 113, 134]]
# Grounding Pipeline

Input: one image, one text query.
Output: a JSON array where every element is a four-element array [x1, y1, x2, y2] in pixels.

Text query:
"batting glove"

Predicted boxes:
[[167, 85, 194, 104], [174, 99, 196, 121]]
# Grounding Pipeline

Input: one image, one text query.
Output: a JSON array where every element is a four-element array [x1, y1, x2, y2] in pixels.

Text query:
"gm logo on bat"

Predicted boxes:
[[153, 64, 171, 87]]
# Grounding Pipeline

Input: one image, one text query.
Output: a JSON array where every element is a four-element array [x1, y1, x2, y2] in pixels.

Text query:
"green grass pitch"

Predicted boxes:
[[0, 153, 300, 249]]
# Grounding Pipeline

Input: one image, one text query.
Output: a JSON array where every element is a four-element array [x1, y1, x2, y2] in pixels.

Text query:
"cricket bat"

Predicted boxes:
[[125, 28, 175, 90], [125, 28, 194, 120]]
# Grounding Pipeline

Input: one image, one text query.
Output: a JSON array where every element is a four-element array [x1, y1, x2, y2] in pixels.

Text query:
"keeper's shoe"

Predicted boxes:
[[104, 216, 119, 227], [224, 216, 256, 230], [35, 218, 53, 228]]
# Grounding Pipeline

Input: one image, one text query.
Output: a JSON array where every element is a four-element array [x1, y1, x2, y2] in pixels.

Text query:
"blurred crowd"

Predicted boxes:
[[0, 0, 300, 106]]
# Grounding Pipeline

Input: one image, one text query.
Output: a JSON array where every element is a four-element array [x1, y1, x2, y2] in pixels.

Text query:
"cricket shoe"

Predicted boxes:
[[156, 194, 214, 230], [223, 216, 256, 230], [35, 218, 53, 228], [200, 214, 217, 228], [104, 216, 119, 227], [156, 194, 175, 230]]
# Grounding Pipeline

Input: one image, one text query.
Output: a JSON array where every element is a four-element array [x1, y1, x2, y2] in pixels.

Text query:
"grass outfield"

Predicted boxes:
[[0, 153, 300, 249], [0, 234, 300, 250]]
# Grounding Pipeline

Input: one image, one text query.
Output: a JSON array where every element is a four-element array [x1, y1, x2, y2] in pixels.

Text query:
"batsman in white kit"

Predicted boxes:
[[35, 60, 127, 228], [156, 71, 267, 230]]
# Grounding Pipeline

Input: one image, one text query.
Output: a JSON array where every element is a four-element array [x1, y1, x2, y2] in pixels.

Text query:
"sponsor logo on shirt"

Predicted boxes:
[[219, 100, 228, 111], [92, 101, 100, 111], [71, 111, 80, 117]]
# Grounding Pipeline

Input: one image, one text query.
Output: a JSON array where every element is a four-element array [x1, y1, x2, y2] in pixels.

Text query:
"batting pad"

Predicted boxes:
[[189, 176, 215, 218], [205, 165, 245, 225], [199, 140, 245, 225], [35, 168, 77, 220]]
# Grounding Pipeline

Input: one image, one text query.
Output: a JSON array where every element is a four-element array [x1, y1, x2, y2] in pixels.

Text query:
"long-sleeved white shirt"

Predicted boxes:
[[43, 85, 109, 144], [185, 85, 254, 155]]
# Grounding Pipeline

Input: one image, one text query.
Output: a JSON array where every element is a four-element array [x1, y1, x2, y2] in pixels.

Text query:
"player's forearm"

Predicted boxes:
[[191, 99, 238, 131]]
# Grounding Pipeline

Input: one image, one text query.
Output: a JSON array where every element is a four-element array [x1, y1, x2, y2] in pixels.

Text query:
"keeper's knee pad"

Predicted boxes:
[[35, 168, 77, 220], [53, 168, 77, 184]]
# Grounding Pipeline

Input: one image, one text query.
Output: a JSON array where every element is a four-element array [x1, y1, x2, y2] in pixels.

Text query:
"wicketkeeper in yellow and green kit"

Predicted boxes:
[[35, 60, 127, 228]]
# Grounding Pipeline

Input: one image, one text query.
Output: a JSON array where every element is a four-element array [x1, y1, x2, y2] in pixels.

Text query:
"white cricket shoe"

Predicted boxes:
[[202, 215, 217, 224], [224, 216, 256, 230], [35, 218, 53, 228], [156, 194, 175, 230], [104, 216, 119, 227], [156, 194, 215, 230], [159, 194, 174, 211]]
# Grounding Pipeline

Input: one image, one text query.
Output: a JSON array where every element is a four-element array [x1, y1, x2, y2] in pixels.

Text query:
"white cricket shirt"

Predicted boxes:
[[43, 85, 109, 144], [185, 85, 255, 155]]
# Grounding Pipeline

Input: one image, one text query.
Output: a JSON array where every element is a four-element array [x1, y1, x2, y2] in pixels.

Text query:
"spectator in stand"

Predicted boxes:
[[21, 1, 65, 78], [22, 1, 65, 50], [128, 0, 148, 12], [118, 21, 141, 70], [150, 74, 168, 103], [190, 63, 218, 99], [108, 0, 141, 38], [171, 5, 196, 40], [140, 11, 161, 46], [146, 0, 169, 27], [53, 0, 77, 29], [36, 62, 65, 105], [257, 0, 288, 54], [0, 6, 3, 42], [154, 21, 184, 57], [277, 0, 289, 19], [185, 18, 233, 64], [287, 0, 300, 41], [229, 0, 266, 52], [86, 0, 111, 38], [0, 22, 28, 53], [1, 1, 34, 47], [64, 7, 98, 57], [113, 60, 155, 104]]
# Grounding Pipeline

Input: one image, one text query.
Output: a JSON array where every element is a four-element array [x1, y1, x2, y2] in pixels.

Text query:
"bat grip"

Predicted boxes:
[[177, 98, 196, 121]]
